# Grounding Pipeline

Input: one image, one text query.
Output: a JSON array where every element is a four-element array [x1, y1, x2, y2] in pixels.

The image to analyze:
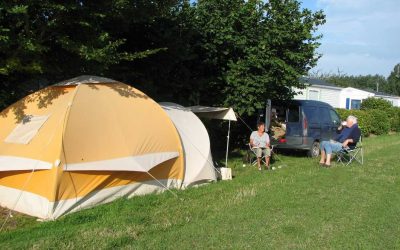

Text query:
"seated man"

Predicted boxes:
[[319, 115, 361, 167], [250, 122, 271, 170]]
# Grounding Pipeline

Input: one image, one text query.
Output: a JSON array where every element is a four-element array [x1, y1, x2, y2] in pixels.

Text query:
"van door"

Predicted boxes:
[[285, 105, 302, 145], [302, 106, 321, 140]]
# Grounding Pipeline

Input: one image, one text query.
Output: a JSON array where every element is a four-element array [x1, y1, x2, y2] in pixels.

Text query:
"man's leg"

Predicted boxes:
[[320, 141, 327, 164], [326, 142, 342, 166], [325, 154, 332, 165]]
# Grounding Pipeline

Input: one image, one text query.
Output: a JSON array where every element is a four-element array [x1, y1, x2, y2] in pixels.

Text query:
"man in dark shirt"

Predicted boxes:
[[319, 115, 361, 167]]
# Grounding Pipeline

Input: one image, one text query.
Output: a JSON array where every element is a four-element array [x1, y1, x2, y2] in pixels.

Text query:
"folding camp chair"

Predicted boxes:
[[247, 143, 267, 166], [336, 136, 364, 166]]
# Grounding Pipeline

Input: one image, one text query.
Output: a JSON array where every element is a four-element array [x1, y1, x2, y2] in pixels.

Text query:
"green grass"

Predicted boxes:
[[1, 134, 400, 249]]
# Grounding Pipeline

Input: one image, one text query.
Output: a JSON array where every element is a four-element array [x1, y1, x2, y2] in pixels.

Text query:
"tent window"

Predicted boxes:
[[4, 115, 50, 145]]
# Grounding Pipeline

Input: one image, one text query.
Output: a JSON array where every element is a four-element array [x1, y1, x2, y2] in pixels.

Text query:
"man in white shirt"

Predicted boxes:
[[250, 122, 271, 170]]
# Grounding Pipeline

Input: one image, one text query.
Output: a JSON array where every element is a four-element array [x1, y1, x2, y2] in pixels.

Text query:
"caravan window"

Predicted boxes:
[[308, 90, 320, 100], [351, 99, 361, 110]]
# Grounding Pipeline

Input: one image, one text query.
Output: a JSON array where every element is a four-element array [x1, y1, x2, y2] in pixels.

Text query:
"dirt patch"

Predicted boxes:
[[0, 206, 36, 231], [1, 206, 17, 230], [1, 206, 10, 217]]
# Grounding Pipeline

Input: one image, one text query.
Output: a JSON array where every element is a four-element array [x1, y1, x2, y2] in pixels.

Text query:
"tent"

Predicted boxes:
[[0, 76, 185, 219], [188, 106, 237, 121], [188, 106, 237, 167], [160, 103, 217, 187]]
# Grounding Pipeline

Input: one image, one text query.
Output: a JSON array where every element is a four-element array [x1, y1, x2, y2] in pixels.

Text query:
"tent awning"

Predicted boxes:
[[0, 156, 52, 171], [188, 106, 237, 121], [63, 152, 179, 172]]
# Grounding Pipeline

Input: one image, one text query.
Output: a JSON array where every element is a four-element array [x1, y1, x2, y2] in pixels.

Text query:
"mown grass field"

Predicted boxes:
[[1, 134, 400, 249]]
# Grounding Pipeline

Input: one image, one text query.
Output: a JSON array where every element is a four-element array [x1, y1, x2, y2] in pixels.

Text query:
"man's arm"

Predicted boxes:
[[343, 126, 361, 147], [342, 139, 353, 147]]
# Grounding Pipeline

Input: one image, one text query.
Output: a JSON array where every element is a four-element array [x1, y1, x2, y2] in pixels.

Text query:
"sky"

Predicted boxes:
[[301, 0, 400, 77]]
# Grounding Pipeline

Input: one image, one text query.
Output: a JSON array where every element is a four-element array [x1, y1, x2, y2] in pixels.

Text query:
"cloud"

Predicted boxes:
[[311, 0, 400, 76]]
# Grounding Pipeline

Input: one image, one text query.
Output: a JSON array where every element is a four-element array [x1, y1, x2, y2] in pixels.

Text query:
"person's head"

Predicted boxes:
[[257, 121, 265, 132], [346, 115, 357, 127]]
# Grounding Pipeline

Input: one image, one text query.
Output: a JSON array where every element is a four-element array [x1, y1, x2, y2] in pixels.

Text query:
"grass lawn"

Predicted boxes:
[[1, 134, 400, 249]]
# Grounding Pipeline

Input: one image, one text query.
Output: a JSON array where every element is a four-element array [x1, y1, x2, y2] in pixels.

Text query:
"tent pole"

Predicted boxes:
[[225, 120, 231, 167]]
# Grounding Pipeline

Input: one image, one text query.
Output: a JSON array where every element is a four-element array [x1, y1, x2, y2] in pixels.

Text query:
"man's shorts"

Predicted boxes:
[[255, 147, 271, 158]]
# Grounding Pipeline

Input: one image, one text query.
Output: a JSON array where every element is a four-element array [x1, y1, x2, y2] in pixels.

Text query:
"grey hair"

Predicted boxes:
[[347, 115, 357, 123]]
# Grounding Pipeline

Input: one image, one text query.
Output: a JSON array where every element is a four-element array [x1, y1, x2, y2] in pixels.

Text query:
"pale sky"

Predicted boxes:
[[302, 0, 400, 77]]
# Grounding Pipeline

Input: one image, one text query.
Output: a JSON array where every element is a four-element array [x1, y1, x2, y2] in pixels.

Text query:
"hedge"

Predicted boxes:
[[390, 107, 400, 132], [335, 108, 392, 136]]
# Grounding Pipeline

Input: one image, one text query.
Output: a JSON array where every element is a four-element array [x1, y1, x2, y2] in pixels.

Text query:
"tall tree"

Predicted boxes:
[[1, 0, 326, 115], [0, 1, 172, 109], [312, 73, 388, 92], [192, 0, 325, 115], [387, 63, 400, 96], [105, 0, 201, 105]]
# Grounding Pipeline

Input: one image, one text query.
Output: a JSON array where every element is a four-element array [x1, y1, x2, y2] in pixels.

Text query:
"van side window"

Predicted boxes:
[[287, 106, 299, 122], [303, 107, 319, 123], [320, 107, 331, 123], [329, 109, 340, 125]]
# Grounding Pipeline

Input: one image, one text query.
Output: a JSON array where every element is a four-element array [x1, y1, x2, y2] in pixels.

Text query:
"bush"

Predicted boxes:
[[360, 97, 392, 111], [359, 97, 398, 133], [352, 110, 373, 136], [335, 108, 390, 136], [390, 107, 400, 132], [336, 109, 351, 121], [336, 109, 371, 136], [367, 109, 391, 135]]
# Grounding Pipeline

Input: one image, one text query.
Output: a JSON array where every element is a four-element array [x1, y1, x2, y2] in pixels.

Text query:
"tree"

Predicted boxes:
[[0, 0, 326, 116], [106, 0, 202, 105], [311, 72, 388, 92], [0, 1, 174, 109], [192, 0, 325, 115], [387, 63, 400, 96]]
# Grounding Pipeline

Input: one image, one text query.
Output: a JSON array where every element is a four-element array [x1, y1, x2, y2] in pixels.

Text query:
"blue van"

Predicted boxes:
[[259, 100, 341, 157]]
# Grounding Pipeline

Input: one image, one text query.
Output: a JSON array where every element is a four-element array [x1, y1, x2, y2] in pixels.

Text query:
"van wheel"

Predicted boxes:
[[308, 141, 320, 158]]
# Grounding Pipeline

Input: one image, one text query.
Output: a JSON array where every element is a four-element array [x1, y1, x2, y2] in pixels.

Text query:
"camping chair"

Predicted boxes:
[[336, 136, 364, 166], [247, 143, 268, 166]]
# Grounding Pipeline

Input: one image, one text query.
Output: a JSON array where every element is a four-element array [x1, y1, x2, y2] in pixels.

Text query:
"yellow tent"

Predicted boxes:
[[0, 76, 184, 219]]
